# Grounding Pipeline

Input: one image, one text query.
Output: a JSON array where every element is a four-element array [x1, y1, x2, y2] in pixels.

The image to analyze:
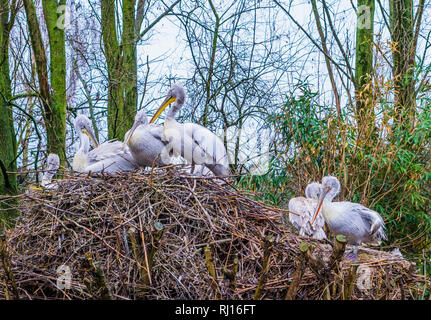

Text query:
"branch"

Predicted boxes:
[[138, 0, 181, 41], [273, 0, 352, 82], [321, 0, 356, 89], [310, 0, 341, 118]]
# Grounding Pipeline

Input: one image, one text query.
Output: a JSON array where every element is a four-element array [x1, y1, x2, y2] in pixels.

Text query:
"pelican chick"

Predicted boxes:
[[41, 153, 60, 189], [85, 140, 139, 173], [72, 115, 98, 172], [287, 182, 326, 239], [73, 114, 138, 173], [311, 176, 386, 260], [149, 84, 230, 177]]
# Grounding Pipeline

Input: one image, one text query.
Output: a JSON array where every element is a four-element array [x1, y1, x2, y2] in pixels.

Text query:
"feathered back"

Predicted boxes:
[[288, 182, 326, 240], [88, 140, 128, 163]]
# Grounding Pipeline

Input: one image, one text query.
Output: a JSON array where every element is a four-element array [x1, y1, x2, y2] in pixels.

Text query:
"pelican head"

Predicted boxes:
[[41, 153, 60, 188], [74, 115, 99, 147], [320, 176, 341, 201], [150, 84, 186, 123], [305, 182, 321, 200], [310, 175, 341, 225], [123, 109, 149, 149], [46, 153, 60, 171]]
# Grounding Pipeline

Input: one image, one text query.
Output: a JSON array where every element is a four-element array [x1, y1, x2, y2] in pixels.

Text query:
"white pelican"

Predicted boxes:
[[85, 140, 139, 173], [72, 114, 98, 172], [73, 115, 139, 173], [287, 182, 326, 239], [122, 109, 172, 167], [149, 84, 230, 177], [41, 153, 60, 189], [311, 176, 386, 260]]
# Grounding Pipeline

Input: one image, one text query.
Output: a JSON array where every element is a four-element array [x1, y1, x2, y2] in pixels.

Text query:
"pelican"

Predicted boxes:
[[123, 109, 172, 167], [72, 114, 98, 172], [73, 115, 138, 173], [40, 153, 60, 189], [287, 182, 326, 239], [311, 176, 386, 260], [149, 84, 230, 177]]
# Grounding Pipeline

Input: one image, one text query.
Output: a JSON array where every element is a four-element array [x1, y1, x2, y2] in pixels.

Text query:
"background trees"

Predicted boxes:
[[101, 0, 180, 140], [23, 0, 67, 165]]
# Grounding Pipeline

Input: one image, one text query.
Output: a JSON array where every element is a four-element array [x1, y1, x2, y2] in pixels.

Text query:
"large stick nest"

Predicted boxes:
[[0, 169, 427, 299]]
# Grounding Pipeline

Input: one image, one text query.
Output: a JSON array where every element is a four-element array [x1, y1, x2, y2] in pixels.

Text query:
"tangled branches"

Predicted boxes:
[[0, 169, 427, 299]]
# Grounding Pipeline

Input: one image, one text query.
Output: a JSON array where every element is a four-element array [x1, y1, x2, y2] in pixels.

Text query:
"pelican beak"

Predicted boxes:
[[310, 186, 331, 226], [82, 128, 99, 148], [122, 121, 140, 150], [149, 94, 176, 124]]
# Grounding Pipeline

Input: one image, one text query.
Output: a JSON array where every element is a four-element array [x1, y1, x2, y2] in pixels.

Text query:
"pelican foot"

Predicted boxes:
[[345, 252, 358, 261]]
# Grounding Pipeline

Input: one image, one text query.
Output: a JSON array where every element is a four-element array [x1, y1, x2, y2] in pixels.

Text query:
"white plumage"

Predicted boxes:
[[41, 153, 60, 189], [311, 175, 386, 260], [288, 182, 326, 239], [85, 140, 138, 173], [123, 109, 172, 167], [149, 84, 230, 177], [73, 114, 138, 174]]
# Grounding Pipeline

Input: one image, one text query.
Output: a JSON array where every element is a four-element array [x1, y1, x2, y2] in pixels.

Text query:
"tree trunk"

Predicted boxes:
[[389, 0, 417, 125], [42, 0, 67, 163], [101, 0, 124, 140], [310, 0, 341, 119], [121, 0, 137, 139], [101, 0, 137, 140], [23, 0, 67, 164], [0, 0, 17, 222], [101, 0, 179, 139], [355, 0, 375, 132]]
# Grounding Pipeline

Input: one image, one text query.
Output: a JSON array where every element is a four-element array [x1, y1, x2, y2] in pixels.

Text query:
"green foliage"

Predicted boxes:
[[237, 80, 431, 259], [237, 156, 291, 206]]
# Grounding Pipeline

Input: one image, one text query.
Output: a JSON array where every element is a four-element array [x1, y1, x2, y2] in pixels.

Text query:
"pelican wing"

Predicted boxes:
[[84, 155, 137, 173], [288, 197, 326, 239], [186, 123, 229, 167], [288, 197, 306, 230], [88, 140, 125, 163], [146, 124, 166, 144], [86, 140, 139, 173], [353, 204, 386, 241]]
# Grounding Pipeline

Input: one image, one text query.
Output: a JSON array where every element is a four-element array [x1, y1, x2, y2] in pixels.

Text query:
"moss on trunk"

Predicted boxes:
[[0, 0, 18, 223]]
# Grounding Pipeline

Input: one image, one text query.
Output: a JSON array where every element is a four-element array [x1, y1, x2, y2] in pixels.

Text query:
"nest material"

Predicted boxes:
[[0, 169, 427, 300]]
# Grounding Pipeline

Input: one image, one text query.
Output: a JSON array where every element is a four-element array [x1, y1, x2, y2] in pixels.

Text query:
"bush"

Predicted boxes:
[[238, 79, 431, 258]]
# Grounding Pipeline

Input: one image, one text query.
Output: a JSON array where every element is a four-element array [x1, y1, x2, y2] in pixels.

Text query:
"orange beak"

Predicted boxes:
[[310, 186, 331, 226], [149, 95, 176, 124], [122, 120, 140, 150]]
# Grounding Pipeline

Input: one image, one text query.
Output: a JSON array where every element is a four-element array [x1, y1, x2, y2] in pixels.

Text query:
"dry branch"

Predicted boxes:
[[0, 169, 426, 299]]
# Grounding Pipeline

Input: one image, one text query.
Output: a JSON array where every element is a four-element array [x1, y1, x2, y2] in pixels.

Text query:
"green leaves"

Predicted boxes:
[[239, 79, 431, 259]]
